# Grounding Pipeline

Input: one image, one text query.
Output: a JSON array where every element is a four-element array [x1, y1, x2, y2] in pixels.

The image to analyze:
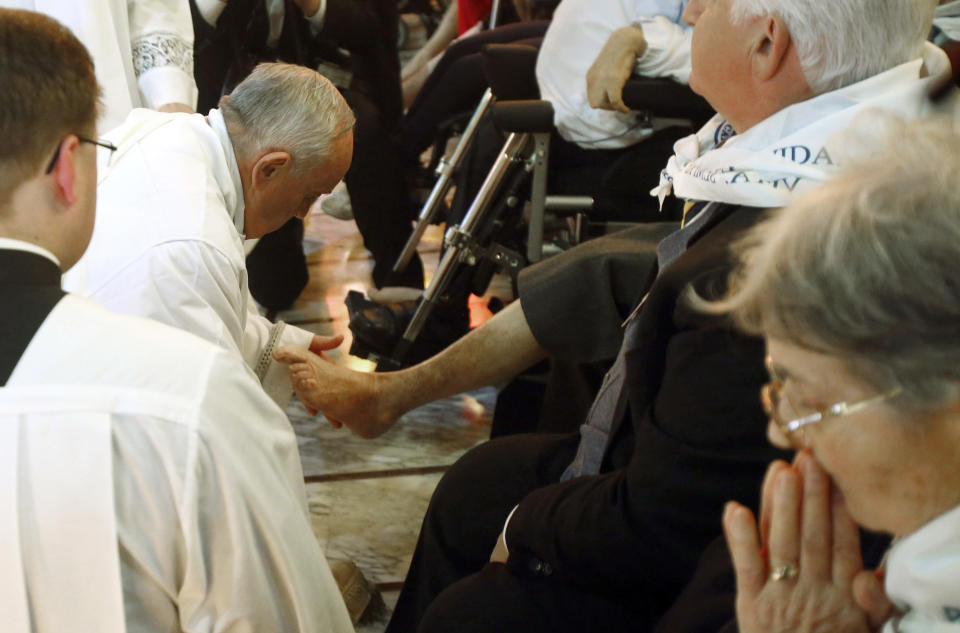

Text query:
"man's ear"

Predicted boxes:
[[251, 151, 292, 187], [51, 136, 80, 206], [751, 15, 792, 82]]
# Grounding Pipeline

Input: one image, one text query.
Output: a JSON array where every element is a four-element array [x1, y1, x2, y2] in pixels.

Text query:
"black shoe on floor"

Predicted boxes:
[[345, 290, 469, 369]]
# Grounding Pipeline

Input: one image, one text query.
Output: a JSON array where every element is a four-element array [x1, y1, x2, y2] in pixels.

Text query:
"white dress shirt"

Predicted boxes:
[[536, 0, 691, 149], [63, 108, 315, 408], [1, 268, 352, 633]]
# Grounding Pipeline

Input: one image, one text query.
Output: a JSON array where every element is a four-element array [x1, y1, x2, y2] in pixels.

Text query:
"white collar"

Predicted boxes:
[[0, 238, 61, 269], [885, 503, 960, 627], [206, 108, 247, 237]]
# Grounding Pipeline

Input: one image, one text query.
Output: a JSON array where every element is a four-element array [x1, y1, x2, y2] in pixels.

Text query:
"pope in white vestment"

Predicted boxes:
[[63, 107, 318, 407], [0, 0, 198, 130], [1, 242, 353, 633]]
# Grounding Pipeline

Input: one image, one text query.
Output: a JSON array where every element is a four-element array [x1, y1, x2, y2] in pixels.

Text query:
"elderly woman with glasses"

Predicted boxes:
[[703, 118, 960, 633]]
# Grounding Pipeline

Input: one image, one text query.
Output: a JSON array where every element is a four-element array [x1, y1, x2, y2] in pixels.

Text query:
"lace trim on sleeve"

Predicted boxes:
[[132, 34, 193, 78], [255, 322, 287, 383]]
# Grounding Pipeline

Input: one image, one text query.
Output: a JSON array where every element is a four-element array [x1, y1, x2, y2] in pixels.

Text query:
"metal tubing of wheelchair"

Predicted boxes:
[[526, 133, 550, 263], [399, 132, 531, 347], [400, 246, 460, 346], [544, 196, 595, 210], [489, 0, 501, 29], [446, 90, 495, 180], [392, 89, 496, 274], [459, 132, 530, 234]]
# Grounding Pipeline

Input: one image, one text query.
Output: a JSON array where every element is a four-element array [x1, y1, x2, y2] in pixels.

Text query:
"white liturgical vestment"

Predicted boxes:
[[1, 251, 352, 633], [64, 108, 314, 408], [0, 0, 198, 131]]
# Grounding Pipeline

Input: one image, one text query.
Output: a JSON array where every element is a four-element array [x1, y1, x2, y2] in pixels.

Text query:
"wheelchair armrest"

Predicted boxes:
[[482, 43, 541, 101], [622, 77, 715, 126], [491, 100, 555, 134]]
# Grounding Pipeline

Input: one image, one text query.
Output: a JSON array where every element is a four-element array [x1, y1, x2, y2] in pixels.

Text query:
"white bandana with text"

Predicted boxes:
[[654, 43, 954, 208]]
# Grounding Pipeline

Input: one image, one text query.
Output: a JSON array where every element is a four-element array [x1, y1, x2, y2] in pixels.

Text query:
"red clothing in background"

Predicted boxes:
[[457, 0, 492, 34]]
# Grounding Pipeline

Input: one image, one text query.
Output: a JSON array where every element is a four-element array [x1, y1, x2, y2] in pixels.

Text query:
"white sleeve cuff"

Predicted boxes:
[[633, 16, 693, 85], [257, 323, 315, 408], [500, 505, 519, 555], [138, 66, 198, 110]]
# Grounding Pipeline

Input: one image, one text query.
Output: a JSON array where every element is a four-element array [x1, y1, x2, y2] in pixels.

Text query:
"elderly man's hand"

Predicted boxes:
[[586, 25, 648, 113], [724, 455, 894, 633], [273, 340, 399, 438]]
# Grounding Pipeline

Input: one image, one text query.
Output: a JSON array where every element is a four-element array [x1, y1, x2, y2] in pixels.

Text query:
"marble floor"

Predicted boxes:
[[278, 205, 512, 631]]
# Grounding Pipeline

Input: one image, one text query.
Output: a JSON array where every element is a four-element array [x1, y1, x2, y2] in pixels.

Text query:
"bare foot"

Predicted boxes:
[[273, 345, 399, 438]]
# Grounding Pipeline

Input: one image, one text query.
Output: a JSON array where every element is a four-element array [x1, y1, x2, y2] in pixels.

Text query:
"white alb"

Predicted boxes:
[[63, 108, 315, 407]]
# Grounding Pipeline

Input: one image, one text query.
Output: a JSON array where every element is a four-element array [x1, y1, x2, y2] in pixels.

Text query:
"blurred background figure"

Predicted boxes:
[[191, 0, 401, 125]]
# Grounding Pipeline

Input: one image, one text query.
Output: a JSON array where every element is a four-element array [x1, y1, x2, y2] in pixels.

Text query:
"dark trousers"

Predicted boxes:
[[246, 218, 308, 311], [322, 0, 403, 128], [191, 0, 402, 125], [385, 433, 645, 633], [395, 20, 550, 164], [342, 90, 425, 289]]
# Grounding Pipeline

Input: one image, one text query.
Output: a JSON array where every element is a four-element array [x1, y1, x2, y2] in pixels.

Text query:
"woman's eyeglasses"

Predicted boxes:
[[761, 355, 901, 437]]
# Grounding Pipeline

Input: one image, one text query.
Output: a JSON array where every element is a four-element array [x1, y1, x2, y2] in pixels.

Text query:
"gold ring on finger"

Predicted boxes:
[[769, 563, 799, 582]]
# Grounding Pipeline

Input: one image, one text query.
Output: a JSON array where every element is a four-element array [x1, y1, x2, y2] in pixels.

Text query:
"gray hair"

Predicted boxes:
[[220, 62, 355, 172], [730, 0, 936, 94], [705, 116, 960, 410]]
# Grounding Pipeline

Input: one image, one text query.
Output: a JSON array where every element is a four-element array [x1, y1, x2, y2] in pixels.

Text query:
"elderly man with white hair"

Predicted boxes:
[[273, 0, 954, 632], [64, 62, 354, 407]]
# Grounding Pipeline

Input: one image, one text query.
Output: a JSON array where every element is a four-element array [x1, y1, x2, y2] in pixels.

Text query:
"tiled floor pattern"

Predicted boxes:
[[288, 392, 495, 480], [280, 207, 510, 631]]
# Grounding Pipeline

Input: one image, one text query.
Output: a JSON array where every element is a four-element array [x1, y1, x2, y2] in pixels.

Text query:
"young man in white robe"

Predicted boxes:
[[63, 62, 355, 408], [0, 10, 353, 632]]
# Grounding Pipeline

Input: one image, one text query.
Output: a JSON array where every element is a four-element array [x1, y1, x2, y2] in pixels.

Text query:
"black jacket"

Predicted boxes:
[[506, 205, 790, 618]]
